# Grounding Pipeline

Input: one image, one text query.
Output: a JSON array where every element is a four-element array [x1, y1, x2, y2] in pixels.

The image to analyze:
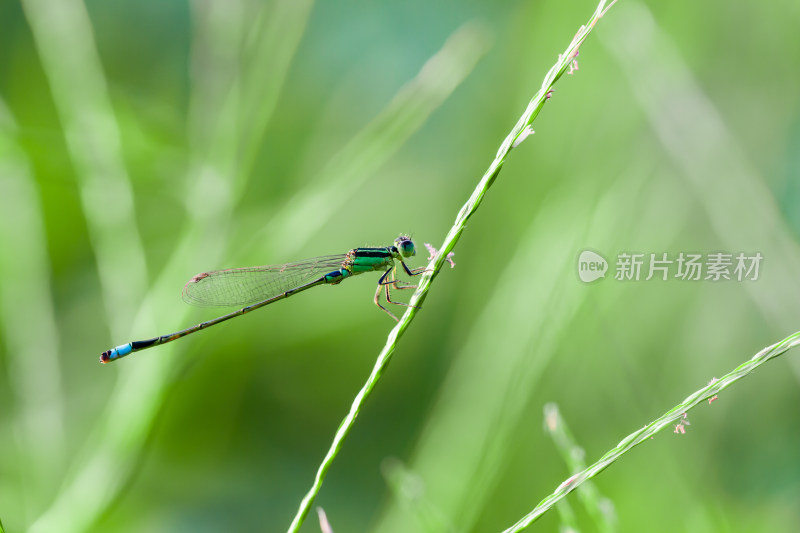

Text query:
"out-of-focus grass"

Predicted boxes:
[[543, 403, 616, 532], [505, 330, 800, 532], [10, 0, 489, 531], [1, 0, 799, 531], [0, 98, 65, 513], [288, 4, 613, 529], [600, 1, 800, 330], [21, 0, 318, 530]]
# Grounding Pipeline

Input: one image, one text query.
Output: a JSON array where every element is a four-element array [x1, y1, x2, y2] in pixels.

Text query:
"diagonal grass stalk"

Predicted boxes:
[[25, 1, 313, 531], [371, 158, 666, 531], [503, 331, 800, 532], [246, 21, 492, 261], [23, 4, 486, 532], [237, 0, 315, 186], [543, 403, 617, 533], [21, 0, 149, 337], [381, 458, 457, 533], [21, 0, 150, 528], [0, 100, 65, 515], [287, 1, 618, 530], [552, 497, 579, 533], [599, 0, 800, 332]]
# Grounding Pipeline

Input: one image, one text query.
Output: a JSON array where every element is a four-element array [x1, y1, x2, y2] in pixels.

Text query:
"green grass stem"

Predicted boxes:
[[24, 2, 312, 531], [380, 458, 456, 533], [287, 1, 617, 530], [23, 4, 485, 532], [544, 403, 617, 532], [503, 331, 800, 532], [0, 99, 65, 512], [246, 21, 492, 261], [599, 1, 800, 331]]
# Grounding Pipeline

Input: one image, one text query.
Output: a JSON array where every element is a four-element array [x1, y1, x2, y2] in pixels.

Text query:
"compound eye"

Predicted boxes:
[[395, 235, 416, 257]]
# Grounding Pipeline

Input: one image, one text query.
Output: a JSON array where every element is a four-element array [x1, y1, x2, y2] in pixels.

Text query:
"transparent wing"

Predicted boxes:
[[182, 254, 348, 307]]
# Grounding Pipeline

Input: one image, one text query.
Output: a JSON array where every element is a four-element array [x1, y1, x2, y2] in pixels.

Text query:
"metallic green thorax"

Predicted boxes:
[[324, 236, 417, 283]]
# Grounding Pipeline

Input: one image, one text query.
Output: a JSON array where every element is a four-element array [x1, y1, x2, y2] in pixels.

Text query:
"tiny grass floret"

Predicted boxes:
[[424, 243, 456, 268], [673, 413, 691, 435]]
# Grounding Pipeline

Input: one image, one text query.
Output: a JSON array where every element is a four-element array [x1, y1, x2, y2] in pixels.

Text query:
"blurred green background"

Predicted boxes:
[[1, 0, 800, 531]]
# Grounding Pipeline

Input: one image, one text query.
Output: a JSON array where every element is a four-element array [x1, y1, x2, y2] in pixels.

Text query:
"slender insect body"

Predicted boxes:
[[100, 235, 427, 363]]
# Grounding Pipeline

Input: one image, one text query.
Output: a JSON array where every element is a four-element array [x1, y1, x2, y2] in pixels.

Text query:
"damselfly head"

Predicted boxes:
[[395, 235, 416, 257]]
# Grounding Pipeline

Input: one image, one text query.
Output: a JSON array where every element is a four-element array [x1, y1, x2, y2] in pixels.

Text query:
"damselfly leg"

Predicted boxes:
[[373, 260, 430, 320]]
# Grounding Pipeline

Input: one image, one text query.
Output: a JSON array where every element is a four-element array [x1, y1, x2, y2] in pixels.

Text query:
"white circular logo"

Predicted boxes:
[[578, 250, 607, 283]]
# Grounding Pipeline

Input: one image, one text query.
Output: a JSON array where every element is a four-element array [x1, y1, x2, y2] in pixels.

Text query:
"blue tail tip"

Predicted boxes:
[[100, 343, 132, 364]]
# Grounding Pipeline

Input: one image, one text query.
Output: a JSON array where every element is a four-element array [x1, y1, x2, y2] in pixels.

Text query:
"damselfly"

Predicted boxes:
[[100, 235, 426, 363]]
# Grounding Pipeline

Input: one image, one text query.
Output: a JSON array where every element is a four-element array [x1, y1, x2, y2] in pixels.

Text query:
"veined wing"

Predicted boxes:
[[182, 254, 348, 307]]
